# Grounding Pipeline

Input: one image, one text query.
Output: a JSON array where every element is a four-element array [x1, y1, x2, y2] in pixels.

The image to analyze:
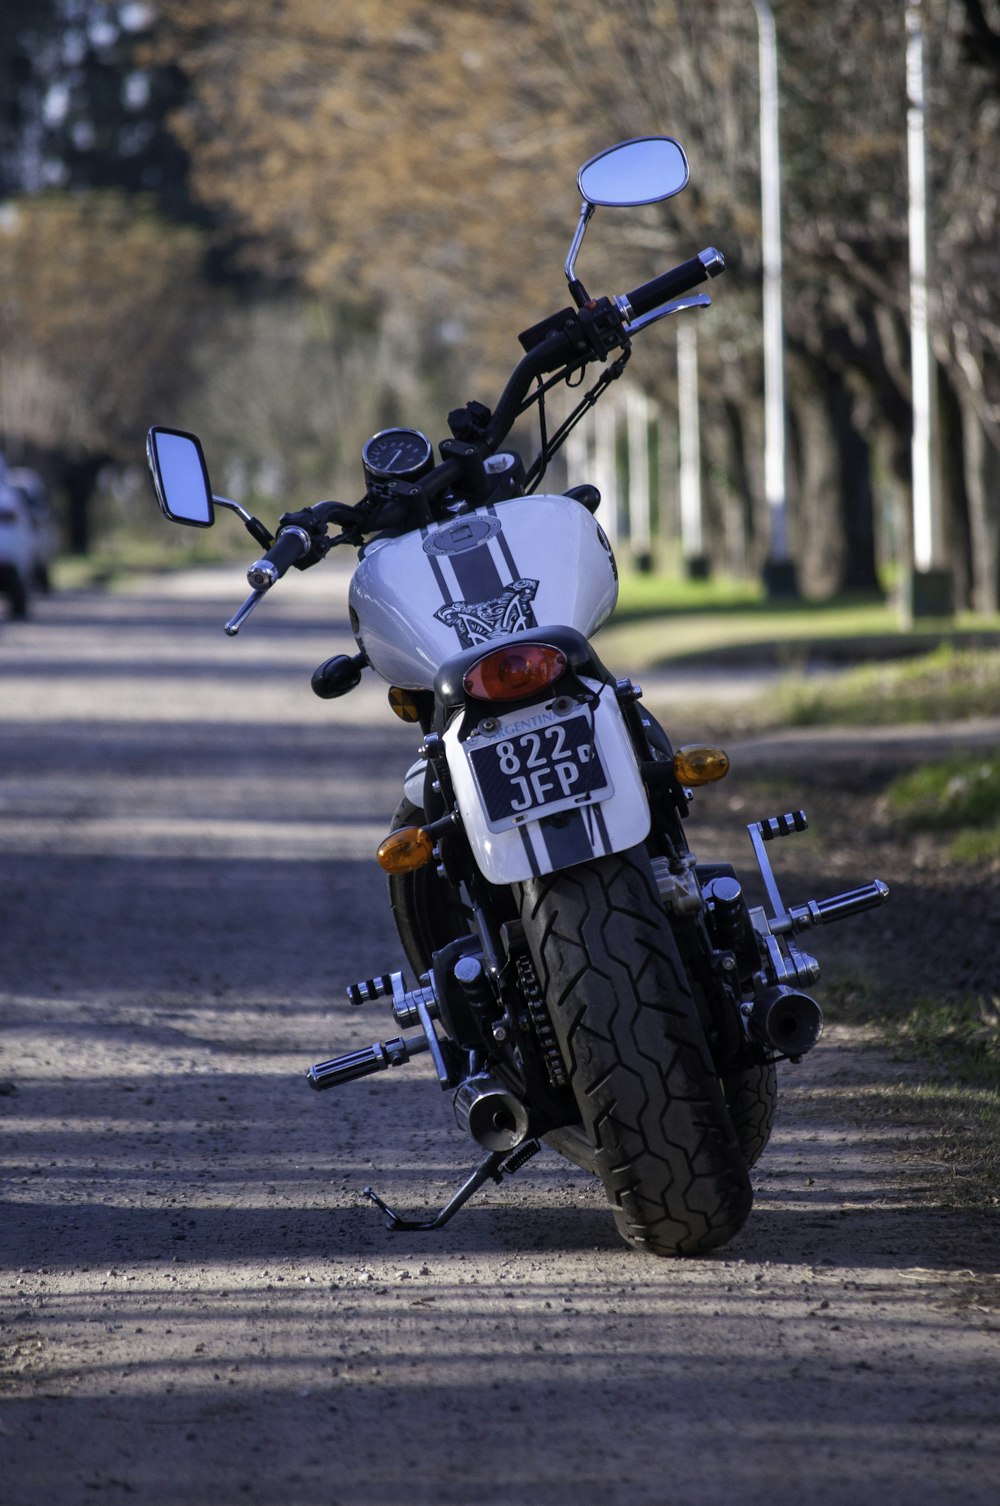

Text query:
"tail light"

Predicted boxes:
[[463, 643, 567, 701]]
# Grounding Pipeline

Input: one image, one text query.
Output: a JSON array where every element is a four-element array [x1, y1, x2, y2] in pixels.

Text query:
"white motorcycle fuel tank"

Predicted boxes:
[[348, 493, 618, 687], [350, 492, 650, 883]]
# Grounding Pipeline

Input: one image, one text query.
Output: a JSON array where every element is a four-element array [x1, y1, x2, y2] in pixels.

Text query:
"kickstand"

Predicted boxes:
[[364, 1140, 541, 1232]]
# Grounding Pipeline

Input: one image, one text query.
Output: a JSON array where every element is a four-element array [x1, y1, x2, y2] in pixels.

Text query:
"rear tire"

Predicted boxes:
[[518, 847, 753, 1256]]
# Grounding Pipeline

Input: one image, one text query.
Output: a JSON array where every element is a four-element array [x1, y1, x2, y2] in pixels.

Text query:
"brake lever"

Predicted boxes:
[[222, 530, 353, 637], [622, 292, 711, 338], [224, 588, 268, 637]]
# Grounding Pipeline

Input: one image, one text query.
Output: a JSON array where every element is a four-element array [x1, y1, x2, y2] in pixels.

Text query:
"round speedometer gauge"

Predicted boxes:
[[362, 427, 434, 482]]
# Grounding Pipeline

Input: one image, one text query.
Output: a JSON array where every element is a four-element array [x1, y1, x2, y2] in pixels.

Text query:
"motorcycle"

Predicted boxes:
[[146, 135, 888, 1257]]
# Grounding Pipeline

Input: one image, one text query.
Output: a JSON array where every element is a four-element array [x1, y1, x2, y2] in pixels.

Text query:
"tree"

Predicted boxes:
[[153, 3, 589, 329], [151, 0, 899, 591], [0, 1, 218, 552], [4, 0, 998, 596], [939, 0, 1000, 610], [1, 1, 195, 213], [0, 191, 205, 549], [0, 0, 59, 197]]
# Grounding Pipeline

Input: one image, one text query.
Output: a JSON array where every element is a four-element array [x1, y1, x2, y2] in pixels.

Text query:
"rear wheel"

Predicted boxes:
[[518, 847, 753, 1256]]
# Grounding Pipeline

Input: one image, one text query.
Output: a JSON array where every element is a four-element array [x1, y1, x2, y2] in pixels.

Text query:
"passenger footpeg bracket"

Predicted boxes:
[[744, 809, 889, 1003]]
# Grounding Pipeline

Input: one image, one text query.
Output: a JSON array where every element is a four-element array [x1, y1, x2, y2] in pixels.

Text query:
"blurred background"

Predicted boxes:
[[0, 0, 997, 611]]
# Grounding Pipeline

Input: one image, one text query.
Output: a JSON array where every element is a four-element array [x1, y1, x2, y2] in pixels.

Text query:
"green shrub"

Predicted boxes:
[[887, 756, 1000, 830]]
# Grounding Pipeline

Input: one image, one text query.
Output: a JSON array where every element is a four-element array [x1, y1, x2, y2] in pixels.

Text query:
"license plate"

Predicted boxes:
[[467, 708, 612, 832]]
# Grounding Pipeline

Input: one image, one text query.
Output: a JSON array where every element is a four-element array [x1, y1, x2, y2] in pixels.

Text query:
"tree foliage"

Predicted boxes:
[[0, 193, 202, 451], [147, 0, 1000, 599], [1, 0, 998, 600], [0, 189, 205, 546]]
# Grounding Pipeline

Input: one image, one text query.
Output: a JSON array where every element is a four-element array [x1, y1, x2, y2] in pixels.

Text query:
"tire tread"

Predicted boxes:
[[518, 848, 753, 1256]]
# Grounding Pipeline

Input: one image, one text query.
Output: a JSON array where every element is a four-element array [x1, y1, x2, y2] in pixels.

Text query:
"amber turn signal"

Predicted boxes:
[[673, 744, 730, 786], [463, 643, 567, 701], [376, 826, 435, 874], [388, 686, 422, 722]]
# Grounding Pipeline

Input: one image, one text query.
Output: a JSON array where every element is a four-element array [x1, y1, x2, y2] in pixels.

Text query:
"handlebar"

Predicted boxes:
[[451, 245, 726, 461], [367, 332, 573, 525], [621, 247, 725, 322], [226, 242, 725, 633], [246, 525, 312, 589], [361, 246, 724, 524]]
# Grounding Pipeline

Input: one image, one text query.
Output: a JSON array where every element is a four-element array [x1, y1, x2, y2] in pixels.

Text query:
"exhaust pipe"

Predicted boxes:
[[748, 985, 823, 1058], [454, 1074, 530, 1152]]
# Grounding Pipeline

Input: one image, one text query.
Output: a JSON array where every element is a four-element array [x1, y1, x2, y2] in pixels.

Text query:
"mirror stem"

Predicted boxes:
[[567, 277, 590, 309], [213, 495, 275, 549], [564, 201, 595, 297]]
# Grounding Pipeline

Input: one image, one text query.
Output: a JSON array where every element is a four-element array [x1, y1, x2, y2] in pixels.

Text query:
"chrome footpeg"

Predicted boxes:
[[747, 811, 889, 942], [778, 880, 890, 935], [306, 1034, 429, 1090]]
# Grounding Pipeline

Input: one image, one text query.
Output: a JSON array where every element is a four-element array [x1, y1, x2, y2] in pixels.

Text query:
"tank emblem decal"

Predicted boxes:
[[423, 516, 501, 555], [595, 522, 618, 581], [434, 578, 539, 650]]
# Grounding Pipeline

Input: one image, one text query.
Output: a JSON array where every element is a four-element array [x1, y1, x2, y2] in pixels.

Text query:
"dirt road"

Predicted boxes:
[[2, 570, 998, 1505]]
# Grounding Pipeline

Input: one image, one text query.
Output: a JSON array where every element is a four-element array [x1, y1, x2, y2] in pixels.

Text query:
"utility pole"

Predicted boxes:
[[593, 397, 619, 552], [626, 387, 654, 572], [904, 0, 952, 619], [751, 0, 797, 597], [677, 321, 709, 578]]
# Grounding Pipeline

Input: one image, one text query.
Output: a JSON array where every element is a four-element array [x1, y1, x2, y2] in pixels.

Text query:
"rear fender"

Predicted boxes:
[[444, 676, 650, 884]]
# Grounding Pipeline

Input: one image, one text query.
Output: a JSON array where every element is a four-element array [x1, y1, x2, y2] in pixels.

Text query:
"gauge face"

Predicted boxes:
[[362, 427, 434, 481]]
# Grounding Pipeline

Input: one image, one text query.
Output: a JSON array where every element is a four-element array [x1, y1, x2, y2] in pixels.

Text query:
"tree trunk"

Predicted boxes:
[[950, 337, 1000, 615], [60, 455, 108, 556], [937, 366, 972, 611], [829, 375, 881, 593], [701, 396, 758, 579], [958, 386, 1000, 614], [786, 349, 880, 597]]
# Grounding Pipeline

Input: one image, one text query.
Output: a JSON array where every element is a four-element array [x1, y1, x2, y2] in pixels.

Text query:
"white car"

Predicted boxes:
[[6, 465, 57, 592], [0, 461, 36, 618]]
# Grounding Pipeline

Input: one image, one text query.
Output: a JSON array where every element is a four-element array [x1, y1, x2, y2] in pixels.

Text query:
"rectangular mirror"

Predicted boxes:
[[146, 426, 215, 527]]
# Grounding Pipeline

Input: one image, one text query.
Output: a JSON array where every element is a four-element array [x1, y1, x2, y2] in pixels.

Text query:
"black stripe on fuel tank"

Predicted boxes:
[[450, 542, 504, 603], [488, 507, 520, 578], [535, 809, 593, 869], [421, 530, 453, 604]]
